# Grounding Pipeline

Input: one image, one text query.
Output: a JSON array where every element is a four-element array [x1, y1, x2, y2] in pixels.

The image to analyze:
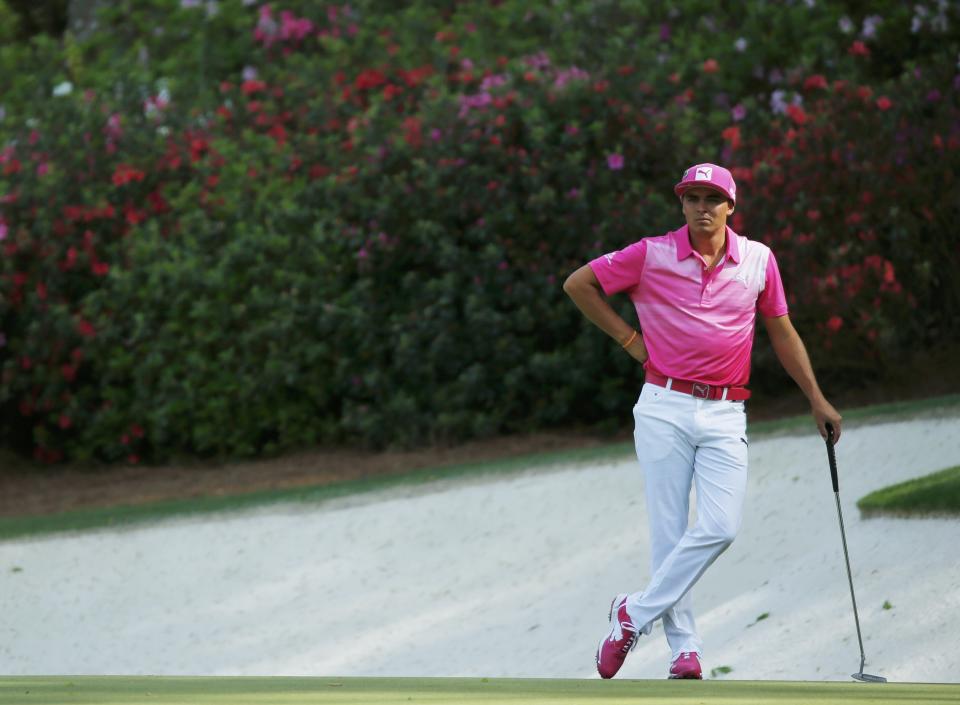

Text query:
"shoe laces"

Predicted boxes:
[[609, 614, 639, 653]]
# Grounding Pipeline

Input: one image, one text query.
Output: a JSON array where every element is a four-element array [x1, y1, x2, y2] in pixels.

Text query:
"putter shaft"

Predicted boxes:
[[825, 425, 886, 682], [833, 492, 867, 672]]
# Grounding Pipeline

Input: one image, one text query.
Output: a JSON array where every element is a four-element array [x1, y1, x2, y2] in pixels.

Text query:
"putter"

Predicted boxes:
[[824, 423, 887, 683]]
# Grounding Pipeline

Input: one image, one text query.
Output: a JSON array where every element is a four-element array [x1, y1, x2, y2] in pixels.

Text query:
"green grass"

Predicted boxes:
[[1, 394, 958, 542], [1, 677, 957, 705], [857, 465, 960, 518]]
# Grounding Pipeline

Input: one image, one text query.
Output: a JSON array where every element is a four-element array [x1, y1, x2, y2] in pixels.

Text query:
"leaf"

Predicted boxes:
[[710, 666, 733, 678]]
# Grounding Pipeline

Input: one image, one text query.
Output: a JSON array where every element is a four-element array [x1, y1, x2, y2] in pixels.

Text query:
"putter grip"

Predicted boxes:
[[825, 422, 839, 492]]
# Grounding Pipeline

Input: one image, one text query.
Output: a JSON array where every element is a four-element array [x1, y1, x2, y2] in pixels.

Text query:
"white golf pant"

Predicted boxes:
[[626, 382, 749, 658]]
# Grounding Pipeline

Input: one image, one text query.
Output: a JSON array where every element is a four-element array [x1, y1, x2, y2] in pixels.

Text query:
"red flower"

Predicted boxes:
[[77, 319, 96, 338], [112, 164, 146, 186], [355, 69, 387, 91], [702, 58, 719, 74], [188, 135, 210, 162], [268, 124, 287, 144], [803, 74, 828, 90], [382, 83, 402, 101], [786, 104, 808, 126], [58, 414, 72, 430], [402, 116, 422, 149], [722, 125, 741, 149], [148, 190, 170, 214], [848, 40, 870, 57], [876, 96, 892, 111], [399, 65, 434, 88], [826, 316, 844, 332], [240, 79, 267, 95], [124, 204, 147, 226]]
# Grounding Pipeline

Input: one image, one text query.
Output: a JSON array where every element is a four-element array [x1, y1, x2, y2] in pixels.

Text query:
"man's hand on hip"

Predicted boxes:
[[623, 333, 649, 365]]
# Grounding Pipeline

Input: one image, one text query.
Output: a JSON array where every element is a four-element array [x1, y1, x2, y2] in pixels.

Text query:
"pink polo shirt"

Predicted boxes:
[[589, 225, 788, 387]]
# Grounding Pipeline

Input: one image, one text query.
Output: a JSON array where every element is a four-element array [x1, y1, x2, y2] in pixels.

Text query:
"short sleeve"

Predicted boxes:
[[588, 239, 648, 296], [758, 249, 789, 318]]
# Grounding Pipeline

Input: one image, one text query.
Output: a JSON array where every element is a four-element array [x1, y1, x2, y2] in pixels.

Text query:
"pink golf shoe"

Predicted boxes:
[[596, 594, 640, 679], [668, 651, 703, 679]]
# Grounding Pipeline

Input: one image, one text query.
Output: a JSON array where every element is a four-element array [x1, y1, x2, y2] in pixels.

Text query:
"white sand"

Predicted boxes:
[[1, 413, 959, 682]]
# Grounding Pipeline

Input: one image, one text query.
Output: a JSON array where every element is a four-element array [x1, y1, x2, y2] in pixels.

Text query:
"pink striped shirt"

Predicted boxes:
[[589, 225, 788, 387]]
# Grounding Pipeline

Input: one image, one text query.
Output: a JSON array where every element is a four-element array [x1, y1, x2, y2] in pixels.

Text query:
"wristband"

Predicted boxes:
[[621, 330, 639, 349]]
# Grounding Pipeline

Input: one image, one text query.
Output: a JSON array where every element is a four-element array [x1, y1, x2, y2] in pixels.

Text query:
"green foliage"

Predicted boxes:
[[4, 0, 67, 39], [1, 1, 959, 464], [858, 466, 960, 517]]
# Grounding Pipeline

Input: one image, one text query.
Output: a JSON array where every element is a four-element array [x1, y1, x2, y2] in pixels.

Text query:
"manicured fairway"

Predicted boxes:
[[1, 677, 956, 705]]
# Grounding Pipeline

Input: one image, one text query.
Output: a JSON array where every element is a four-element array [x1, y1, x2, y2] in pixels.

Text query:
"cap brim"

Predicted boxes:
[[674, 182, 733, 201]]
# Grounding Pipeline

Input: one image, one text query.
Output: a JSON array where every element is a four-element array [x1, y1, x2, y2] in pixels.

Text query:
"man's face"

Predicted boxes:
[[681, 187, 734, 235]]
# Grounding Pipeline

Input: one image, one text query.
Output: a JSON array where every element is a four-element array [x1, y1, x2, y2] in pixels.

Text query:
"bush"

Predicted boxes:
[[1, 0, 958, 464]]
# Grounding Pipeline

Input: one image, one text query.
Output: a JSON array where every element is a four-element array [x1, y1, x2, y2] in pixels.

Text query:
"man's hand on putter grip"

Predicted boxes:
[[812, 398, 842, 442]]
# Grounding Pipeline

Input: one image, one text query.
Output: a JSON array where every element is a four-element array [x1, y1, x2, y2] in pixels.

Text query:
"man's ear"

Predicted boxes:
[[728, 201, 735, 215]]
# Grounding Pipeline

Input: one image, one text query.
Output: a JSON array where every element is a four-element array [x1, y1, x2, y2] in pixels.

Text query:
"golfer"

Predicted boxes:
[[563, 163, 842, 680]]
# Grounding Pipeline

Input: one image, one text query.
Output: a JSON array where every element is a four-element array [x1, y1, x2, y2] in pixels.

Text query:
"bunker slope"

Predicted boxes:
[[1, 414, 958, 682]]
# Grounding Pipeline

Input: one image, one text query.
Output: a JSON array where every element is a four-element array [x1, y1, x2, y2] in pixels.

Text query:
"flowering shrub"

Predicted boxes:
[[1, 0, 958, 463]]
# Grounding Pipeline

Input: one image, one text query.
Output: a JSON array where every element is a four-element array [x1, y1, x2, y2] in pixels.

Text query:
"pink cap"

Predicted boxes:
[[674, 163, 737, 205]]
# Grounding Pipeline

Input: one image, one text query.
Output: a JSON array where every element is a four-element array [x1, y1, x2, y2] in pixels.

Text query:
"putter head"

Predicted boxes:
[[852, 672, 887, 683]]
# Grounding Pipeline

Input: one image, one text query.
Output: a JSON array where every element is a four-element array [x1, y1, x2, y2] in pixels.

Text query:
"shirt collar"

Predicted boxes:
[[674, 225, 741, 263]]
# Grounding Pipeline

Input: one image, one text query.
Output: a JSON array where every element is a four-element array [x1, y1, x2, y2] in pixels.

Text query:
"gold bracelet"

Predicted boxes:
[[621, 330, 639, 349]]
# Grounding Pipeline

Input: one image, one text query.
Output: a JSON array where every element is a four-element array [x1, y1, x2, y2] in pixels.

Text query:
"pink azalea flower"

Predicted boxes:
[[607, 153, 624, 170]]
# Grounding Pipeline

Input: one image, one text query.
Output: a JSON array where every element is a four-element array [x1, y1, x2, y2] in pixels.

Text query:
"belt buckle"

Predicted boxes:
[[692, 382, 710, 399]]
